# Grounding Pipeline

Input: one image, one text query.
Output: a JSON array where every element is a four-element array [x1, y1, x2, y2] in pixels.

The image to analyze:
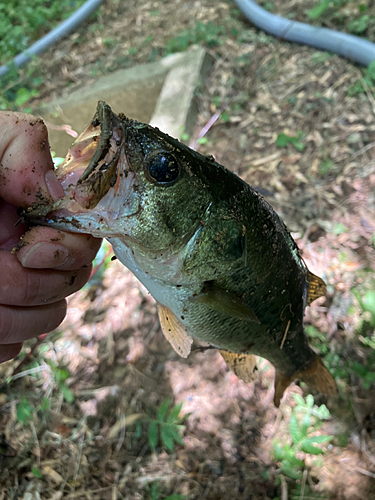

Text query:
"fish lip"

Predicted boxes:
[[23, 102, 138, 232], [76, 101, 123, 187]]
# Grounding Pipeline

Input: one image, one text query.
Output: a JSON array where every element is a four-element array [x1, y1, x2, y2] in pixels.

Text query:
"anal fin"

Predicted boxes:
[[157, 304, 193, 358], [220, 350, 258, 383], [306, 270, 326, 305]]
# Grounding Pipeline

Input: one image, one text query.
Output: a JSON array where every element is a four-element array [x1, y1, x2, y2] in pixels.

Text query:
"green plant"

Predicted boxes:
[[0, 0, 87, 63], [308, 0, 331, 20], [146, 481, 187, 500], [165, 21, 226, 55], [347, 60, 375, 96], [16, 396, 35, 425], [47, 360, 74, 403], [352, 284, 375, 327], [320, 158, 334, 175], [273, 394, 333, 481], [146, 398, 186, 452], [275, 132, 305, 152]]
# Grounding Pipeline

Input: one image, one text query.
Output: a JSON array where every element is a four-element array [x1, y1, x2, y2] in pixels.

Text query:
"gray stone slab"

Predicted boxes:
[[37, 47, 212, 157]]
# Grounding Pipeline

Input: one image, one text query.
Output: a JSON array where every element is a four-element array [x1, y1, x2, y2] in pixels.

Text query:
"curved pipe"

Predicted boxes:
[[0, 0, 105, 78], [234, 0, 375, 66]]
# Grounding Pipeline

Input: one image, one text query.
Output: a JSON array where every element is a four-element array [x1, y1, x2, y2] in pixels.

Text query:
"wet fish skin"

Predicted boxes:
[[25, 101, 337, 406]]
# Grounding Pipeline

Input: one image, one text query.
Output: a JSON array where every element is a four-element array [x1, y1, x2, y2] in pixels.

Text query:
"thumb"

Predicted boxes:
[[0, 111, 64, 207]]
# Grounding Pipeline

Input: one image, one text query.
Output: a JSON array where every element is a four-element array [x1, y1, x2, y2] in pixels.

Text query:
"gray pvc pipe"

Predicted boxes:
[[234, 0, 375, 66], [0, 0, 105, 78]]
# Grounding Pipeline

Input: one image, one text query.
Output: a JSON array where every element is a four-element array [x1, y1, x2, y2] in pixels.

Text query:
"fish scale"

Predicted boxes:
[[25, 101, 338, 407]]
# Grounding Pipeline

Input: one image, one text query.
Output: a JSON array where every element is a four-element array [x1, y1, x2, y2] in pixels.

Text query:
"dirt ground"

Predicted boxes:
[[1, 0, 375, 498]]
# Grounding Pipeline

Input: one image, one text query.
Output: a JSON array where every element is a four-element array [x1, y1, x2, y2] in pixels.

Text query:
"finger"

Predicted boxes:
[[0, 111, 64, 207], [16, 226, 102, 271], [0, 343, 23, 363], [0, 251, 92, 306], [0, 200, 28, 251], [0, 300, 67, 344]]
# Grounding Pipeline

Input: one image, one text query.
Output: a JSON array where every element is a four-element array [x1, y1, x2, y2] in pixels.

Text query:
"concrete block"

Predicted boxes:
[[38, 47, 213, 157]]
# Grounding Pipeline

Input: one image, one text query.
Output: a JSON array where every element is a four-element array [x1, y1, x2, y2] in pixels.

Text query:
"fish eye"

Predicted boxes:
[[145, 152, 180, 185]]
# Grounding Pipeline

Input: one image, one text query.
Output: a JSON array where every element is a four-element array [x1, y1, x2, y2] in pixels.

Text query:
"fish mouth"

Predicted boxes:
[[24, 102, 139, 237]]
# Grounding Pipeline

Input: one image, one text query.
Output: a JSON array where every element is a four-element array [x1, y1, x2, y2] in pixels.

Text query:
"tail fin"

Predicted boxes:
[[274, 354, 338, 407]]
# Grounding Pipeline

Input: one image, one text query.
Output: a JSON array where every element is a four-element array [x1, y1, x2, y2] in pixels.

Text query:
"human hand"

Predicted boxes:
[[0, 111, 102, 363]]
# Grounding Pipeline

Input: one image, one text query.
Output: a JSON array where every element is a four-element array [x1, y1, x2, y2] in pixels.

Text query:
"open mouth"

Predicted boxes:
[[23, 102, 138, 236]]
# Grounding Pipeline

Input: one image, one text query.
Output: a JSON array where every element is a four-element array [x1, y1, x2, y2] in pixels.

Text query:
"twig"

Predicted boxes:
[[280, 474, 288, 500], [280, 320, 291, 350], [10, 333, 48, 377], [115, 411, 126, 452], [30, 420, 41, 468], [300, 469, 308, 499]]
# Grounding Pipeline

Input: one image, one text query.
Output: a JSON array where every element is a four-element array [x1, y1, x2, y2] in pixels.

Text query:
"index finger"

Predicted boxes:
[[0, 111, 64, 207]]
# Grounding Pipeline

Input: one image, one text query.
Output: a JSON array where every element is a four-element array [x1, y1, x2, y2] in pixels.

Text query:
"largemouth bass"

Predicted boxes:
[[25, 101, 338, 406]]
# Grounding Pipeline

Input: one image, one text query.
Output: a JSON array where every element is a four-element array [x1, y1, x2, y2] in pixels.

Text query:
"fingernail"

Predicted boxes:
[[19, 242, 70, 269], [45, 170, 65, 201]]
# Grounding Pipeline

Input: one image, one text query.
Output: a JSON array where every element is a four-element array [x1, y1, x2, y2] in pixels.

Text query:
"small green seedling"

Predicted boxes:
[[273, 394, 333, 481], [275, 132, 305, 152], [147, 398, 186, 452]]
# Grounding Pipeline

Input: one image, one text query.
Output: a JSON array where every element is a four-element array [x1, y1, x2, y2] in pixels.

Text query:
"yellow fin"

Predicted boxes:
[[157, 304, 193, 358], [192, 284, 260, 324], [274, 354, 338, 407], [307, 270, 326, 305], [220, 350, 258, 383]]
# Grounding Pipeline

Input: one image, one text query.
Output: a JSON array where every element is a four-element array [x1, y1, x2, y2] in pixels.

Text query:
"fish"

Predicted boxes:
[[24, 101, 338, 406]]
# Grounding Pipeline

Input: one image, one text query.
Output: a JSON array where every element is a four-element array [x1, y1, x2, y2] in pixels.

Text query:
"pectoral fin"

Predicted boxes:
[[157, 304, 193, 358], [274, 354, 338, 407], [220, 350, 258, 383], [306, 270, 326, 305], [191, 284, 260, 324]]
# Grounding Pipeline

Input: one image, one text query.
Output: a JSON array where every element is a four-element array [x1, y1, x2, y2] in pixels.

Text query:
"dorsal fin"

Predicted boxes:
[[219, 350, 258, 383], [306, 270, 326, 305], [157, 304, 193, 358]]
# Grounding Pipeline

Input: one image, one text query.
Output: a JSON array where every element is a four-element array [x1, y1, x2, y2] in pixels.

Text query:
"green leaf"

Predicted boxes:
[[161, 424, 175, 452], [168, 402, 183, 423], [31, 467, 43, 478], [221, 111, 230, 122], [293, 394, 306, 407], [169, 424, 184, 445], [280, 464, 303, 480], [134, 422, 142, 440], [306, 435, 333, 444], [300, 440, 324, 455], [151, 481, 159, 500], [306, 394, 314, 408], [273, 440, 286, 461], [276, 133, 292, 147], [308, 0, 330, 20], [148, 421, 158, 451], [275, 132, 305, 151], [60, 384, 74, 404], [332, 223, 348, 236], [17, 397, 34, 425], [290, 413, 302, 444], [157, 398, 171, 422], [362, 290, 375, 317], [315, 404, 330, 420]]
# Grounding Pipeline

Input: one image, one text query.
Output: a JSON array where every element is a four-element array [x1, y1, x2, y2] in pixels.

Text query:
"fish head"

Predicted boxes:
[[27, 101, 212, 255]]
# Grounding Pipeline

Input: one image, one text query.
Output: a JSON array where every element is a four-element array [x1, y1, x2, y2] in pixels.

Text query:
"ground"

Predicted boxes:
[[1, 0, 375, 499]]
